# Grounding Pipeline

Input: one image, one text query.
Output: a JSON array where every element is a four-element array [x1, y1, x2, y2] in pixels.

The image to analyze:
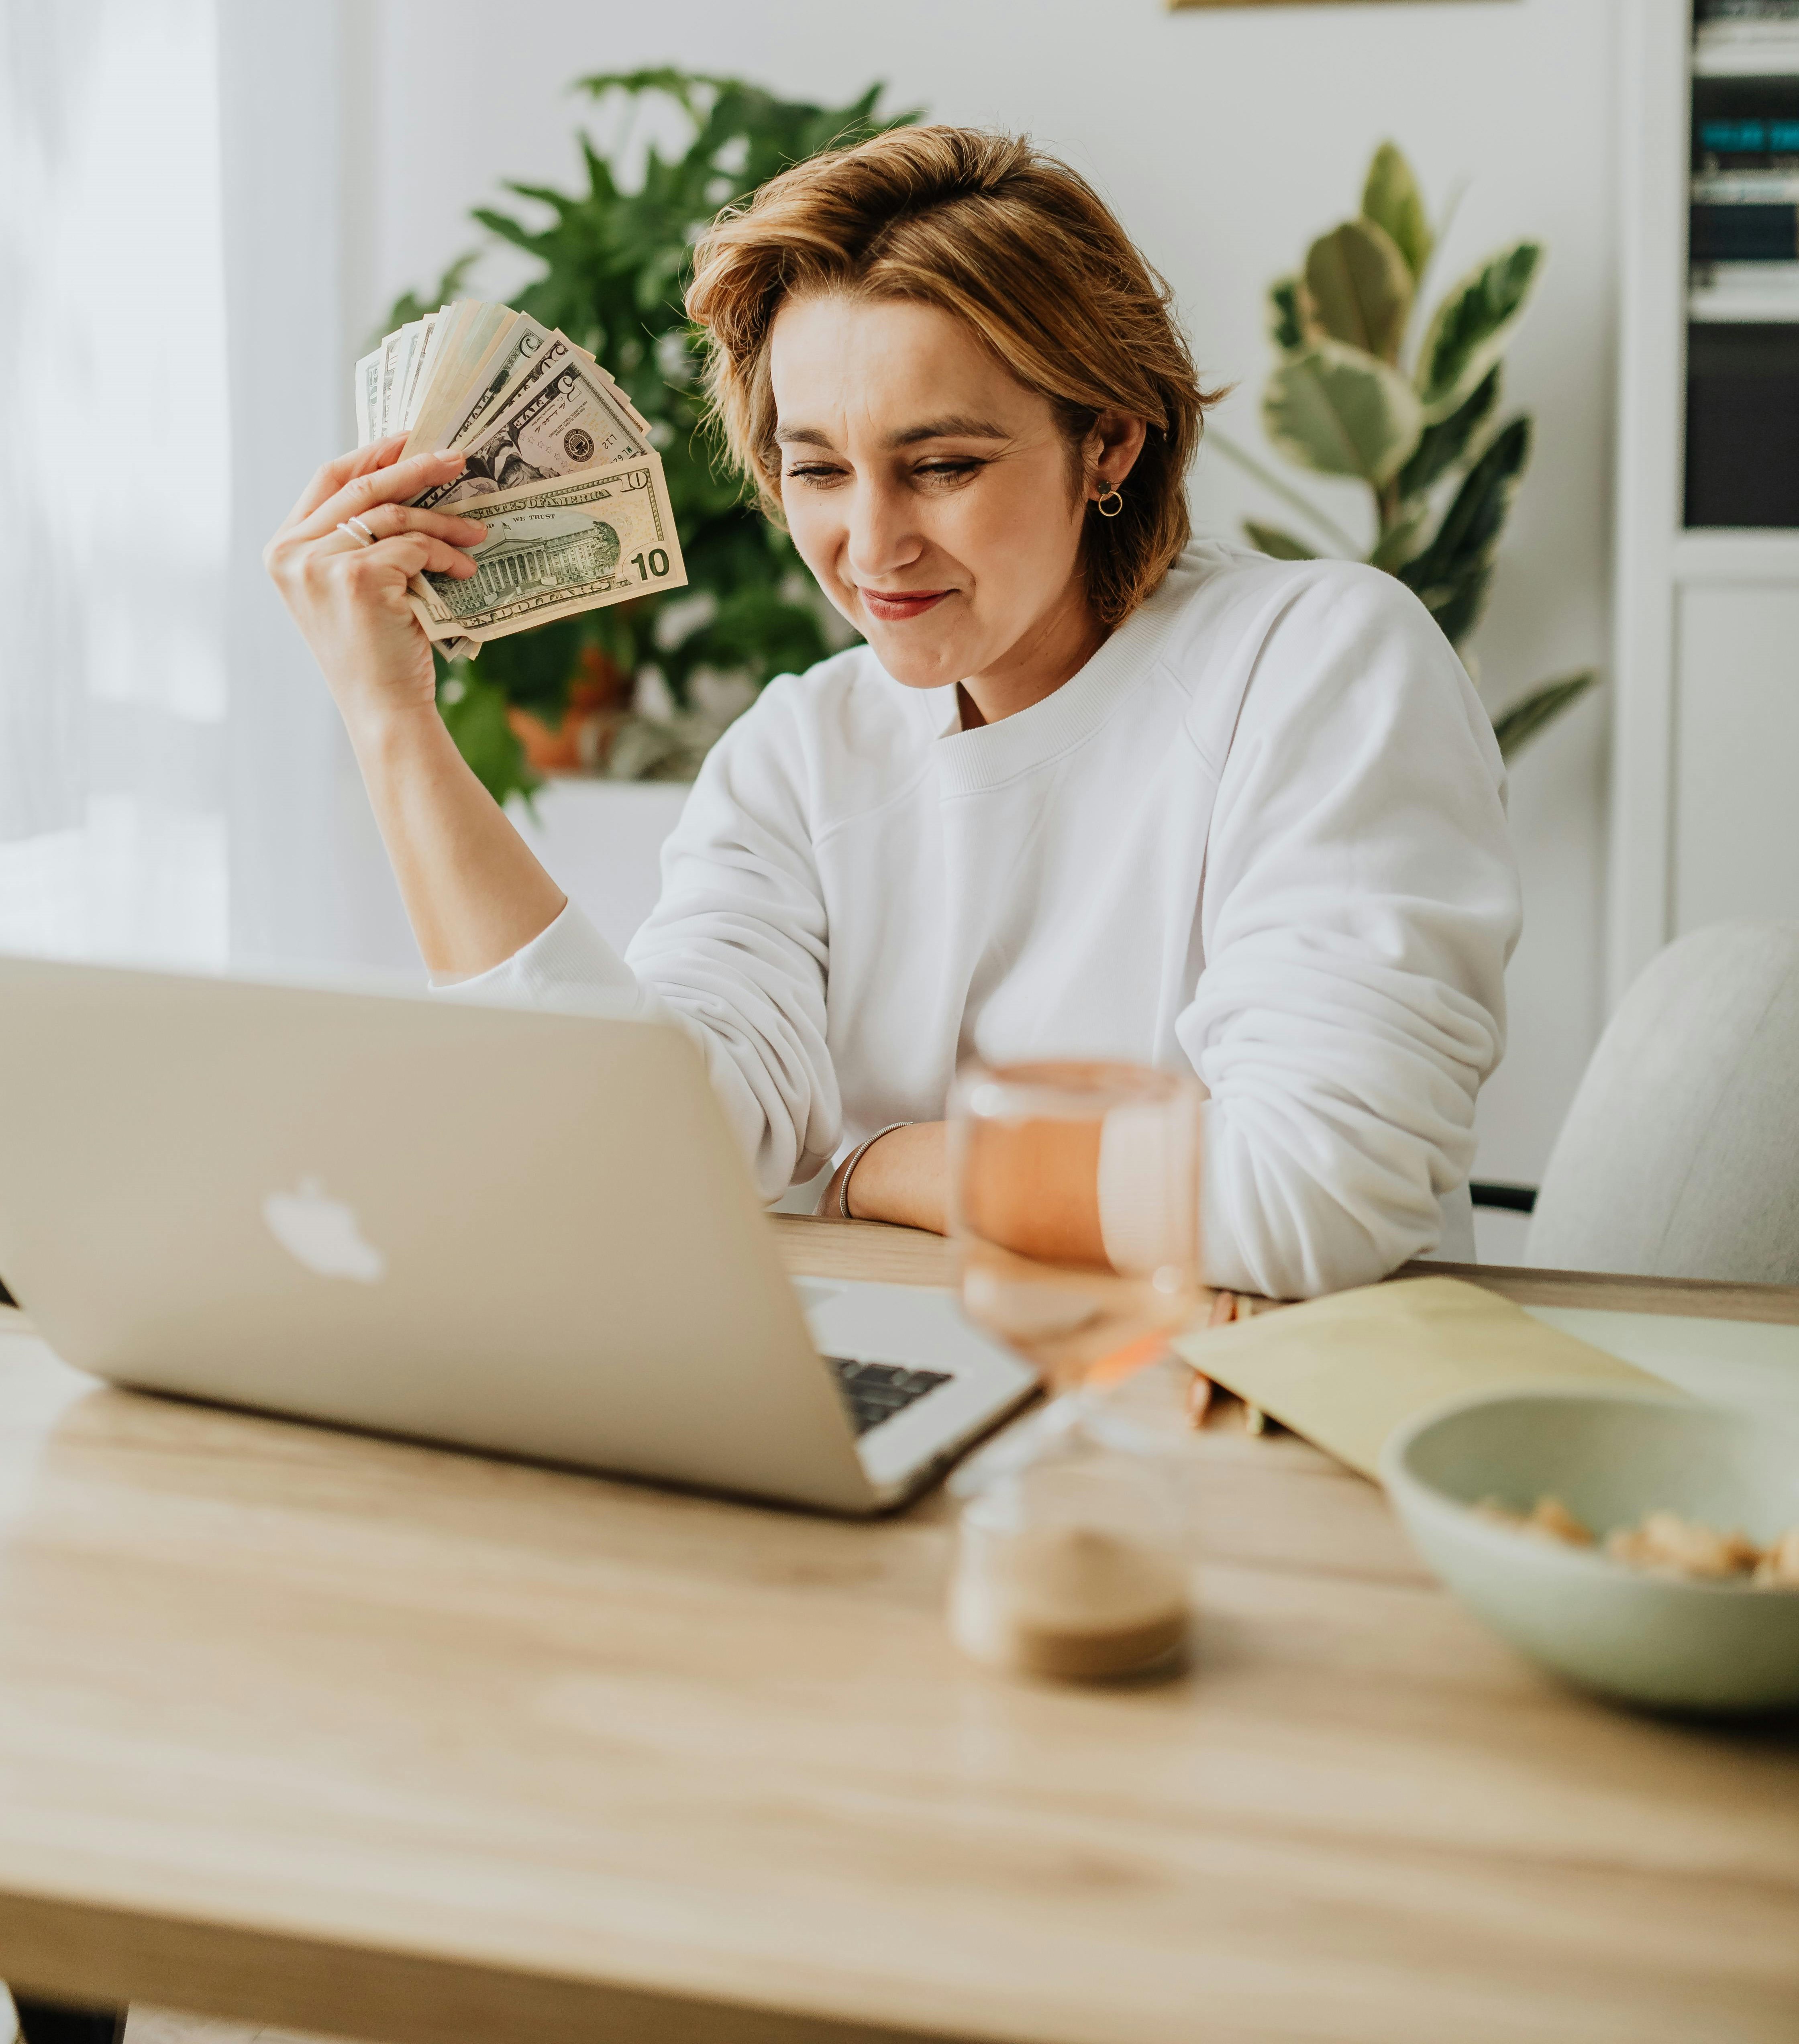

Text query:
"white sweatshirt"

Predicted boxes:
[[456, 542, 1521, 1298]]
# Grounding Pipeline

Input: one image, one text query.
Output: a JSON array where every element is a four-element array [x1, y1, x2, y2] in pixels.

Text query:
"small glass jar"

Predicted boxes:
[[948, 1393, 1192, 1682]]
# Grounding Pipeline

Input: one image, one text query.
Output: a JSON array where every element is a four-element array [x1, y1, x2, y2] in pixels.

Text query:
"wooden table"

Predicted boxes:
[[0, 1217, 1793, 2044]]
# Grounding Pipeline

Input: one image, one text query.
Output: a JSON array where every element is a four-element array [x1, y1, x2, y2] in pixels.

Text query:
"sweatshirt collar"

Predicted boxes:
[[915, 556, 1201, 796]]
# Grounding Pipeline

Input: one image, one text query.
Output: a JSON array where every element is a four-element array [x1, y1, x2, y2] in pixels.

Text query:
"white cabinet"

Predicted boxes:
[[1674, 581, 1799, 929], [1613, 1, 1799, 999]]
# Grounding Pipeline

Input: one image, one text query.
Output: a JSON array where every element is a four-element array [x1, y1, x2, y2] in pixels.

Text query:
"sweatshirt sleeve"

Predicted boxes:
[[623, 682, 841, 1196], [1177, 564, 1521, 1299], [437, 682, 840, 1203]]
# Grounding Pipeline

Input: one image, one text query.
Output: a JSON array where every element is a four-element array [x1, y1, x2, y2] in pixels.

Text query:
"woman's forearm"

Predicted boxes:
[[348, 703, 566, 977], [841, 1121, 949, 1232], [841, 1118, 1109, 1267], [265, 441, 571, 980]]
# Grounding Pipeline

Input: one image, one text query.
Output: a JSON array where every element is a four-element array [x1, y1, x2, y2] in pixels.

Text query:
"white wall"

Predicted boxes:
[[359, 0, 1619, 1212]]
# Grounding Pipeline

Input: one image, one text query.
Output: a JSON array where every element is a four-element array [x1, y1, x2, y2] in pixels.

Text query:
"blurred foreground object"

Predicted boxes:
[[947, 1394, 1193, 1682], [948, 1060, 1202, 1393]]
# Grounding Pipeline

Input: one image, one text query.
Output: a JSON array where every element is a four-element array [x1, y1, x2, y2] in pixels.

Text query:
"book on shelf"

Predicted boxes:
[[1693, 169, 1799, 199], [1691, 204, 1799, 261], [1695, 7, 1799, 73], [1689, 259, 1799, 323], [1699, 1, 1799, 22]]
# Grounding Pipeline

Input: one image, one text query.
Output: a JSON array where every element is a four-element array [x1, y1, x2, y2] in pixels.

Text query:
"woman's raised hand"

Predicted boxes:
[[264, 435, 490, 738]]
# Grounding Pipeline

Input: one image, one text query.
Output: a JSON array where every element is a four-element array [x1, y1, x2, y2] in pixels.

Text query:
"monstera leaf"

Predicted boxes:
[[1415, 242, 1542, 422], [1361, 142, 1433, 280], [1267, 275, 1306, 354], [1242, 520, 1317, 561], [1263, 341, 1424, 488], [1399, 416, 1531, 645], [1303, 218, 1413, 364]]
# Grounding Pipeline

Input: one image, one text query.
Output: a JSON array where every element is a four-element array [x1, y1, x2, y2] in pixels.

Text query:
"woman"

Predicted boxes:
[[267, 127, 1520, 1300]]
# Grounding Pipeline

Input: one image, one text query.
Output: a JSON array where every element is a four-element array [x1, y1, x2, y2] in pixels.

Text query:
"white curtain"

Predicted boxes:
[[0, 1, 416, 977], [0, 0, 231, 965]]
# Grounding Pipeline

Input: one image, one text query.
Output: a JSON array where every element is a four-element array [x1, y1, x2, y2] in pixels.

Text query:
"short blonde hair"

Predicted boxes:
[[685, 126, 1218, 628]]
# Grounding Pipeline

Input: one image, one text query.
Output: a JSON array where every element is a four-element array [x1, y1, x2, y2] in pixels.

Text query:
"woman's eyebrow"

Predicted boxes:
[[773, 416, 1012, 451], [890, 416, 1009, 445]]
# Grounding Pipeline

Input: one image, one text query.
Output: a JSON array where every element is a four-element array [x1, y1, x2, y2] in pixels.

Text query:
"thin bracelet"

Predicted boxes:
[[824, 1122, 911, 1220]]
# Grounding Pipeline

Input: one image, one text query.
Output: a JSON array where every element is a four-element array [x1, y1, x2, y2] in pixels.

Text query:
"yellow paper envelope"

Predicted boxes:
[[1172, 1276, 1672, 1479]]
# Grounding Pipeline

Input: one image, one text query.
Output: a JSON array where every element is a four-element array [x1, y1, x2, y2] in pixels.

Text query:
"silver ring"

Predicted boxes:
[[337, 516, 377, 547]]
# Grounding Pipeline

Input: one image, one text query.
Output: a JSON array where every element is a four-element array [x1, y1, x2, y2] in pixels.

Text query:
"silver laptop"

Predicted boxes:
[[0, 955, 1035, 1513]]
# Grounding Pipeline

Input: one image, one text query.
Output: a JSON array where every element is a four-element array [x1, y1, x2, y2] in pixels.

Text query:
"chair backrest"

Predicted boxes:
[[1526, 921, 1799, 1282]]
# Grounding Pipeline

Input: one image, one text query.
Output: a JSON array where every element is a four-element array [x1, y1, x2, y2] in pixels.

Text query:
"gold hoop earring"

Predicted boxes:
[[1095, 486, 1124, 519]]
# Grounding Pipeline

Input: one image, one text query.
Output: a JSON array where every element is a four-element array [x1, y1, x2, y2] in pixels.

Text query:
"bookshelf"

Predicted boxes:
[[1610, 0, 1799, 1002]]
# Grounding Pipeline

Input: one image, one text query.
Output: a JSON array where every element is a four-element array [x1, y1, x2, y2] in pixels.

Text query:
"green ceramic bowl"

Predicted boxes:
[[1380, 1389, 1799, 1713]]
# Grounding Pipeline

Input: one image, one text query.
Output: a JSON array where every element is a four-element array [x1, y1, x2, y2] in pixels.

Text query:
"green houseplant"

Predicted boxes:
[[390, 70, 918, 804], [1216, 143, 1595, 759]]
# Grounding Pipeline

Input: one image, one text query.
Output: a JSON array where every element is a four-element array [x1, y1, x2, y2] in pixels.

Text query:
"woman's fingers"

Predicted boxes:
[[353, 532, 481, 579], [335, 502, 488, 550], [295, 448, 470, 543], [1185, 1373, 1214, 1429], [282, 433, 409, 529]]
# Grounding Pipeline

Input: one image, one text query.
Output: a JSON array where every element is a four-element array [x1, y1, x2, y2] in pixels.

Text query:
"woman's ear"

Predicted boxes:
[[1087, 410, 1149, 500]]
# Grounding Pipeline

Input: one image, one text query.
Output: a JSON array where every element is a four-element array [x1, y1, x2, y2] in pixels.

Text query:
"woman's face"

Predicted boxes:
[[769, 294, 1133, 699]]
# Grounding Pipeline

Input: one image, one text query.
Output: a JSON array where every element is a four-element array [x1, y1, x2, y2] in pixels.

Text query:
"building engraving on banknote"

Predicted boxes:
[[412, 461, 683, 644], [428, 508, 624, 619]]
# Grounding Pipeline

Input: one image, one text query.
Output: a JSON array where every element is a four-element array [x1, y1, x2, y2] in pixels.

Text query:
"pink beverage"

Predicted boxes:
[[947, 1061, 1202, 1393]]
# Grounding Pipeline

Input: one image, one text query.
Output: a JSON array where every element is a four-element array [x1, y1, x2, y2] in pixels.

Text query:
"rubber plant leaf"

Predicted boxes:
[[1242, 520, 1318, 561], [1267, 275, 1307, 354], [1399, 415, 1531, 645], [1415, 242, 1543, 422], [1489, 670, 1598, 761], [1360, 142, 1433, 281], [1396, 364, 1501, 502], [1303, 217, 1414, 365], [1368, 504, 1430, 573], [1262, 340, 1424, 488]]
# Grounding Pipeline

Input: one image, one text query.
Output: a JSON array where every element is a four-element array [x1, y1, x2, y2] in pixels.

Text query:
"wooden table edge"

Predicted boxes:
[[773, 1213, 1799, 1324], [0, 1889, 968, 2044]]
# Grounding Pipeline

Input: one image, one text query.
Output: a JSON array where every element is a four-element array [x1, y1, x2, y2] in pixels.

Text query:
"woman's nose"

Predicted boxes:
[[844, 481, 922, 581]]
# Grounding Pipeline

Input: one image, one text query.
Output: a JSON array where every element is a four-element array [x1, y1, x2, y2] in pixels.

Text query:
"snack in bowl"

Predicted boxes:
[[1475, 1494, 1799, 1585], [1381, 1389, 1799, 1712]]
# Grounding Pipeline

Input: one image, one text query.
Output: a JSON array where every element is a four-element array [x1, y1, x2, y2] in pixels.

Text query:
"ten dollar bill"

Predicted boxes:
[[408, 455, 686, 647]]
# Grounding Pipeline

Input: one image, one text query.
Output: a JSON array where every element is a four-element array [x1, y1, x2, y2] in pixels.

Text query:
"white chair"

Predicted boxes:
[[1524, 921, 1799, 1283]]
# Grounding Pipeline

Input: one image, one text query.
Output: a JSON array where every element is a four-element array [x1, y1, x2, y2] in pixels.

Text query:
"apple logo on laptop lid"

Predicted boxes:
[[263, 1177, 387, 1284]]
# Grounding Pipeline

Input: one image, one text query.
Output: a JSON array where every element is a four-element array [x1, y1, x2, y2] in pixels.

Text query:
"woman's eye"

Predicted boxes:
[[916, 460, 982, 482]]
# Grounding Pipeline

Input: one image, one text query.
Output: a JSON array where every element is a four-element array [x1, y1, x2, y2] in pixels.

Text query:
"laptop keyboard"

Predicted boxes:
[[826, 1356, 952, 1436]]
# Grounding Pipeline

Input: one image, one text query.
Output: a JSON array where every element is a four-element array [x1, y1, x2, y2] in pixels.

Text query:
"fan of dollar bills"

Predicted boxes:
[[355, 301, 687, 662]]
